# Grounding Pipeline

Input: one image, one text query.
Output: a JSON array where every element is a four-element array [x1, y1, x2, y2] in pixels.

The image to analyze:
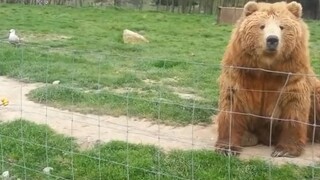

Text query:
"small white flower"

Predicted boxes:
[[2, 171, 9, 179], [52, 80, 60, 85], [43, 167, 53, 175]]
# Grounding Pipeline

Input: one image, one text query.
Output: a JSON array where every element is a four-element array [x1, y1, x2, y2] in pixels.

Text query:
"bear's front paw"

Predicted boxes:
[[271, 144, 303, 158], [215, 142, 241, 156]]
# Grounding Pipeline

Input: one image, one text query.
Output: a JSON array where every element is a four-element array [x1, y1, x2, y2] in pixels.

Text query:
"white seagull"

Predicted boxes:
[[8, 29, 21, 45]]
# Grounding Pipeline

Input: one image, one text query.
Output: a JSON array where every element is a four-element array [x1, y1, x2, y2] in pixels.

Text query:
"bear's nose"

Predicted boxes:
[[266, 35, 279, 51]]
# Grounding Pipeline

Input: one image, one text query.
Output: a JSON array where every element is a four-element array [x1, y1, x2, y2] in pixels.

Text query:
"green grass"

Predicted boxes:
[[0, 119, 319, 179], [1, 5, 320, 125]]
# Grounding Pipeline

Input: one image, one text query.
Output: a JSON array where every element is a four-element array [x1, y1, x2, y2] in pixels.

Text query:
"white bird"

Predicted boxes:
[[8, 29, 21, 45]]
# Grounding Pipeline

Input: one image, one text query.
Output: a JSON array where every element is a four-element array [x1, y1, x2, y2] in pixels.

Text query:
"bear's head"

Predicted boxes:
[[233, 1, 308, 61]]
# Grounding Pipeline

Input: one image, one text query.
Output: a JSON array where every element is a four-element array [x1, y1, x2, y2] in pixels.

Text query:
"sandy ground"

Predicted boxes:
[[0, 76, 320, 166]]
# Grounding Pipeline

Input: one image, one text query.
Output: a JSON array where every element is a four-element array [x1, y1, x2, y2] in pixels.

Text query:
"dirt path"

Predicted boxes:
[[0, 76, 319, 166]]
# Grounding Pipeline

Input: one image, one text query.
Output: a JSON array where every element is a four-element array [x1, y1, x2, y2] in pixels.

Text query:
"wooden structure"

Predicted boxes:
[[217, 0, 320, 24], [217, 6, 243, 24]]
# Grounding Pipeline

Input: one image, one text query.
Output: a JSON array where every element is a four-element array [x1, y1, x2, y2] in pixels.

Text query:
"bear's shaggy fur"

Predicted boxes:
[[214, 1, 320, 157]]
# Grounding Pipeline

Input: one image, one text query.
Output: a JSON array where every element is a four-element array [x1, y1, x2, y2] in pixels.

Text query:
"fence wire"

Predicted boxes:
[[0, 41, 320, 179]]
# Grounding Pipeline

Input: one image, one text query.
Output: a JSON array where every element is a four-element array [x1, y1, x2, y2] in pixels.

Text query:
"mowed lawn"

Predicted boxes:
[[1, 4, 320, 125], [0, 4, 238, 125]]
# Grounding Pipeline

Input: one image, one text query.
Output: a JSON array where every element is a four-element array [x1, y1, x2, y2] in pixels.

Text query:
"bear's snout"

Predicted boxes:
[[266, 35, 279, 51]]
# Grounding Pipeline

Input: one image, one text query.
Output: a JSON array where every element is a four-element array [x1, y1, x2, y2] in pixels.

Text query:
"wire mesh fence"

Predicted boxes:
[[0, 40, 320, 179]]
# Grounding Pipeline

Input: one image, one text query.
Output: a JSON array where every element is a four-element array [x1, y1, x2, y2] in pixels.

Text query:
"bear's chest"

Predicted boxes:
[[237, 70, 288, 90], [235, 70, 289, 116]]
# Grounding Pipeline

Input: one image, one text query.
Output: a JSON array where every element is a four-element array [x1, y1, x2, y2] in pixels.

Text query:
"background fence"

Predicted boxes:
[[1, 0, 320, 19]]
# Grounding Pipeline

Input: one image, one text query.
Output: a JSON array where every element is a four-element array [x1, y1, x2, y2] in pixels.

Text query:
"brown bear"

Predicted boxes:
[[214, 1, 320, 158]]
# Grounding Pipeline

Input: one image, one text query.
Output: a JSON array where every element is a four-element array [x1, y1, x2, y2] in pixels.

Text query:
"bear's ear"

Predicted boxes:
[[287, 1, 302, 18], [243, 1, 258, 16]]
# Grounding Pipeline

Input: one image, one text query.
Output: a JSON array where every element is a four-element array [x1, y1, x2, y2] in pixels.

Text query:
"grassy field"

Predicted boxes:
[[0, 119, 318, 179], [1, 4, 320, 179], [0, 5, 320, 125], [0, 4, 230, 125]]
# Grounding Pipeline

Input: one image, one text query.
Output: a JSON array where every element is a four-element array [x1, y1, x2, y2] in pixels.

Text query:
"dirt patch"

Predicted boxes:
[[23, 33, 71, 43], [101, 87, 146, 95], [161, 77, 179, 83], [168, 86, 204, 101], [173, 92, 203, 101], [143, 78, 204, 101], [142, 79, 157, 84], [0, 76, 319, 166]]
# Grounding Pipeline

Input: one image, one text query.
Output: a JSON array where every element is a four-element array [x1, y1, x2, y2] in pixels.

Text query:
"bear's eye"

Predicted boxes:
[[260, 25, 265, 30], [280, 25, 284, 30]]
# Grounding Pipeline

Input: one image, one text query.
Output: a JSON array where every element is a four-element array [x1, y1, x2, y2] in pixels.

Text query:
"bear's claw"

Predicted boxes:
[[271, 150, 291, 157], [215, 144, 241, 156], [271, 145, 302, 158]]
